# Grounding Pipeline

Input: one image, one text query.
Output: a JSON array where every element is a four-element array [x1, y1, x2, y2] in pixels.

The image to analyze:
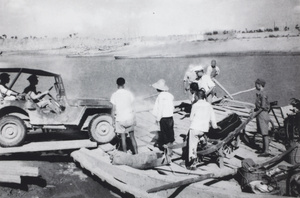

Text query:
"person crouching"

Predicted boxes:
[[188, 89, 220, 169]]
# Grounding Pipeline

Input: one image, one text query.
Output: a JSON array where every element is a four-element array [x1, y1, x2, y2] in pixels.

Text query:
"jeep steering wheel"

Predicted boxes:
[[47, 86, 61, 109], [47, 86, 55, 99], [48, 86, 53, 91]]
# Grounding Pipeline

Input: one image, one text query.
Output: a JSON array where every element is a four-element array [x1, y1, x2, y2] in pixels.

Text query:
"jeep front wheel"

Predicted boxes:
[[0, 115, 27, 147], [88, 114, 115, 144]]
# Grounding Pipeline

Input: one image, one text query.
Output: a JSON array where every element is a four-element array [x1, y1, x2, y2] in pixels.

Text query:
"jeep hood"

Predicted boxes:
[[68, 98, 112, 107]]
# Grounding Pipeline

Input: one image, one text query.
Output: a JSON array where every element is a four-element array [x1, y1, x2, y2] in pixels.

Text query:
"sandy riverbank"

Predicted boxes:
[[0, 32, 299, 57]]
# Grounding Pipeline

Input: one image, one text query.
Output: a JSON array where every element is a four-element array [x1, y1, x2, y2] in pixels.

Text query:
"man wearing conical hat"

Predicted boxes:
[[151, 79, 175, 150]]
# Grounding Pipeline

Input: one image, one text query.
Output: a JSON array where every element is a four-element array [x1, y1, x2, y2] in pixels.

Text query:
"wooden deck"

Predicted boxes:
[[71, 98, 292, 198]]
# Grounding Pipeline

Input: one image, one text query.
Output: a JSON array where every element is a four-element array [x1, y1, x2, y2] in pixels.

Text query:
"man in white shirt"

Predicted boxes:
[[183, 64, 197, 92], [0, 73, 19, 100], [152, 79, 175, 150], [206, 59, 220, 79], [188, 89, 220, 169], [193, 65, 216, 103], [110, 77, 138, 154]]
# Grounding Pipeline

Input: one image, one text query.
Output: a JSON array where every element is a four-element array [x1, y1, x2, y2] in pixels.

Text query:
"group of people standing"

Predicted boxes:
[[110, 58, 272, 170], [110, 60, 221, 165], [110, 77, 175, 155]]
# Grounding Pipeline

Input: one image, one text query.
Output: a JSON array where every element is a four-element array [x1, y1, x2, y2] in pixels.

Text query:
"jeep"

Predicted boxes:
[[0, 68, 115, 147]]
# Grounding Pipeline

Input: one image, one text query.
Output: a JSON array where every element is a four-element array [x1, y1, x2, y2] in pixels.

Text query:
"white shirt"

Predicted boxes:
[[0, 84, 13, 99], [183, 69, 197, 83], [206, 65, 220, 78], [110, 89, 135, 122], [190, 99, 218, 132], [152, 91, 174, 121], [194, 74, 215, 92]]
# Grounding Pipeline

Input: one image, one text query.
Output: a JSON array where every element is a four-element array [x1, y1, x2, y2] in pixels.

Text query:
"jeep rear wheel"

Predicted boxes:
[[0, 115, 27, 147], [88, 114, 115, 144]]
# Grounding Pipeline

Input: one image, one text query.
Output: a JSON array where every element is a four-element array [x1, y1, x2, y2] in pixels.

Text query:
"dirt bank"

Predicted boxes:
[[114, 36, 300, 58], [1, 32, 299, 57]]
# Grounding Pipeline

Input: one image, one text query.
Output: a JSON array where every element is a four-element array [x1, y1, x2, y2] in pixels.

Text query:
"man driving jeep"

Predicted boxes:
[[23, 74, 61, 113]]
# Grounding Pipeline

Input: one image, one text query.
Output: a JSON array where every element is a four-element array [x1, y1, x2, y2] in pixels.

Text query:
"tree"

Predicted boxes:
[[295, 24, 299, 30]]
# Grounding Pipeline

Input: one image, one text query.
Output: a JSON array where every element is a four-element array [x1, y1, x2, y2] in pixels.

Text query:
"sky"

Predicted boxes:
[[0, 0, 300, 39]]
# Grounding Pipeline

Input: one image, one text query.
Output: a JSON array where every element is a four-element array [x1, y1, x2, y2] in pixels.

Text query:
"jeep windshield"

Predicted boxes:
[[0, 68, 65, 97]]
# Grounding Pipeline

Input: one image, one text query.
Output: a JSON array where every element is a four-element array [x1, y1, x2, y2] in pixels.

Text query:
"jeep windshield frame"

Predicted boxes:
[[0, 68, 66, 97]]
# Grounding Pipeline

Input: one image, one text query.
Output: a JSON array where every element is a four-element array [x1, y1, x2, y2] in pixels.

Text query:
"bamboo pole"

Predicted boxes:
[[147, 173, 214, 193], [231, 87, 256, 97], [213, 79, 234, 100]]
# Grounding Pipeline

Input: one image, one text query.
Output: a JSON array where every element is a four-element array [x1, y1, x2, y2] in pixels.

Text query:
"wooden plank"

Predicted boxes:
[[0, 174, 21, 184], [0, 164, 39, 177], [0, 139, 97, 155]]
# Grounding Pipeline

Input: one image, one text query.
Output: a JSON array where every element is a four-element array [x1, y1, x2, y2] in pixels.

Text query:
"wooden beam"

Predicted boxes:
[[0, 164, 39, 177], [147, 173, 214, 193], [0, 139, 97, 155], [0, 174, 21, 184]]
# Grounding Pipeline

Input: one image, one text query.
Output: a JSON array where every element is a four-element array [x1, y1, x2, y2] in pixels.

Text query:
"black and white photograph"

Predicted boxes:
[[0, 0, 300, 197]]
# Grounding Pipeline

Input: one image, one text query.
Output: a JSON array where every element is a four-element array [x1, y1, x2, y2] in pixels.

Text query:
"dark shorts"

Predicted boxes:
[[159, 117, 175, 145]]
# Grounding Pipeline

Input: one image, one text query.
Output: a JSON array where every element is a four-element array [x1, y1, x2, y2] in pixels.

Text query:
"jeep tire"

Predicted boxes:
[[88, 114, 115, 144], [0, 115, 27, 147]]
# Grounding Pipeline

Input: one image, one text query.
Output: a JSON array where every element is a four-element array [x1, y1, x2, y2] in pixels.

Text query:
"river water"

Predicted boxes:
[[0, 54, 299, 197], [1, 54, 299, 106]]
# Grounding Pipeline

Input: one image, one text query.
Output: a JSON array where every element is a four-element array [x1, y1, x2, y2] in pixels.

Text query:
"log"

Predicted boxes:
[[0, 139, 97, 155], [0, 174, 21, 184], [147, 173, 214, 193]]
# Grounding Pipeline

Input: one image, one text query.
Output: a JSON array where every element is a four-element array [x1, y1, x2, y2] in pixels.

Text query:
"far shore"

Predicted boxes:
[[1, 31, 299, 58]]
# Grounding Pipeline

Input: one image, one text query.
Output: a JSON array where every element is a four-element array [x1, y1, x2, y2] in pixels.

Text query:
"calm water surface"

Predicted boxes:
[[0, 54, 299, 197], [0, 55, 299, 106]]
